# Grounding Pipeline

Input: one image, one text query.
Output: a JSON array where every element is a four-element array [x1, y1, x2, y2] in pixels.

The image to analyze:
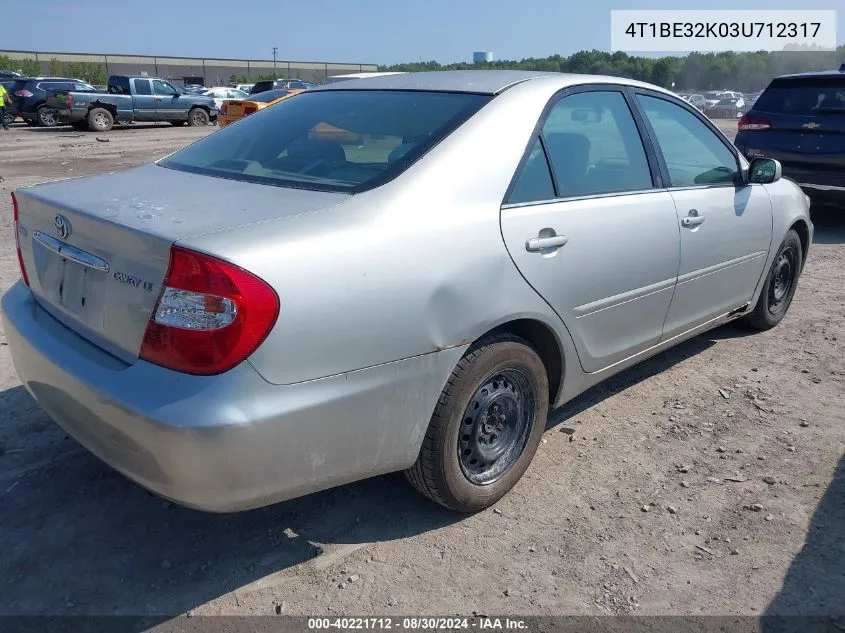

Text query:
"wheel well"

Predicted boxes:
[[486, 319, 563, 403], [91, 101, 117, 117], [790, 219, 810, 267]]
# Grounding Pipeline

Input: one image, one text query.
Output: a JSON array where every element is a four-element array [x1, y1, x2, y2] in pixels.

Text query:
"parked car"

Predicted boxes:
[[0, 69, 22, 79], [248, 78, 318, 94], [706, 96, 745, 118], [217, 88, 303, 128], [7, 77, 98, 127], [234, 83, 254, 93], [735, 66, 845, 204], [46, 75, 218, 131], [681, 93, 707, 111], [183, 84, 207, 94], [202, 86, 249, 110], [3, 71, 811, 513]]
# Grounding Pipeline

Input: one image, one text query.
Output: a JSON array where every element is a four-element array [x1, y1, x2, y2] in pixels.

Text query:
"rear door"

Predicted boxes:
[[131, 78, 155, 120], [737, 75, 845, 190], [500, 87, 680, 373], [632, 91, 773, 337]]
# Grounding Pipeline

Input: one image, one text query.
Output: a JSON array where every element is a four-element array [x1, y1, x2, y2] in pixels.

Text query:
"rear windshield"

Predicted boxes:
[[754, 77, 845, 115], [250, 81, 274, 94], [252, 89, 290, 103], [160, 89, 491, 193]]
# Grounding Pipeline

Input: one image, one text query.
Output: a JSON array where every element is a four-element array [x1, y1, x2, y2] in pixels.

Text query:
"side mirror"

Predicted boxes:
[[748, 158, 782, 184]]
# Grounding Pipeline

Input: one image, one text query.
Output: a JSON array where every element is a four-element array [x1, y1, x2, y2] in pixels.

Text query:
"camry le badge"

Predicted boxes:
[[802, 122, 820, 129], [54, 214, 71, 240]]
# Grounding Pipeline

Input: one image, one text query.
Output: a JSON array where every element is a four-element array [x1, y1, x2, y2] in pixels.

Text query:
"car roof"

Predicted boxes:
[[314, 70, 670, 96], [774, 69, 845, 80]]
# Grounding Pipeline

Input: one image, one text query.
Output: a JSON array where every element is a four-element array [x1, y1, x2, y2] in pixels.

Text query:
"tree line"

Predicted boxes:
[[379, 47, 845, 92], [0, 55, 108, 85]]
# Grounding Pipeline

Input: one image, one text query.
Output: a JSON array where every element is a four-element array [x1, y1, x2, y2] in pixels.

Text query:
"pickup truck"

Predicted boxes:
[[46, 74, 217, 131]]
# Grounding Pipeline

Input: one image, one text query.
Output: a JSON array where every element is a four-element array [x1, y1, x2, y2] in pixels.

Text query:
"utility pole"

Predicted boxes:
[[272, 47, 278, 77]]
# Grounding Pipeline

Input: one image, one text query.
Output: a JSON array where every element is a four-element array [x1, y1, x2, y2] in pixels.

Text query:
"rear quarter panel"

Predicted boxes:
[[182, 77, 577, 388]]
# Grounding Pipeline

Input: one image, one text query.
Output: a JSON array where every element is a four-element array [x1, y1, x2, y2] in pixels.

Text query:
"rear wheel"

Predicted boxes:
[[87, 108, 114, 132], [188, 107, 209, 127], [2, 111, 13, 127], [405, 334, 549, 512], [744, 229, 803, 330], [37, 106, 59, 127]]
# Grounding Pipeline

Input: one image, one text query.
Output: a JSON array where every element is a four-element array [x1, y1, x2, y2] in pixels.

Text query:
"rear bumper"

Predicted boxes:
[[1, 282, 459, 511]]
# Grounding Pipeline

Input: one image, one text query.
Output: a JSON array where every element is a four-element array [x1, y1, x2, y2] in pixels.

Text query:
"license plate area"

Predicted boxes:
[[32, 232, 109, 328]]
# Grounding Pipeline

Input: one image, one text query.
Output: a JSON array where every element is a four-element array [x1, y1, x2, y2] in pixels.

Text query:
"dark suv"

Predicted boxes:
[[248, 79, 318, 95], [8, 77, 98, 126], [735, 66, 845, 205]]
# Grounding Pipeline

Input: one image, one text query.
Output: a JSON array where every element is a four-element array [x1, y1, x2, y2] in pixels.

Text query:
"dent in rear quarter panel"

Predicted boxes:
[[180, 77, 581, 393]]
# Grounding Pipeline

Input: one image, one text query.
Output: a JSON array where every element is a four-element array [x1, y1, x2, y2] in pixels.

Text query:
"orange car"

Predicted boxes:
[[217, 88, 305, 128]]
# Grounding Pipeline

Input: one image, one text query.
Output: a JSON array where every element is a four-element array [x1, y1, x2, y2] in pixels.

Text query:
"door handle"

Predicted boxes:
[[526, 235, 569, 252], [681, 209, 705, 228]]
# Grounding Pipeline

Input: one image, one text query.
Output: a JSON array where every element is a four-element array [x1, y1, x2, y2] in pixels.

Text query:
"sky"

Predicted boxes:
[[5, 0, 843, 66]]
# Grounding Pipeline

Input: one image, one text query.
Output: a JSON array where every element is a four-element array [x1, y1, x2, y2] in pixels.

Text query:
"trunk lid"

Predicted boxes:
[[15, 164, 349, 362]]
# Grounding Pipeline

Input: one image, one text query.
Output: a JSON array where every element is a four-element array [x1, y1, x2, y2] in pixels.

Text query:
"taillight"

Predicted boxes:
[[738, 115, 770, 131], [14, 89, 33, 98], [66, 94, 74, 108], [244, 105, 258, 116], [140, 246, 279, 375], [11, 193, 30, 287], [219, 103, 227, 115]]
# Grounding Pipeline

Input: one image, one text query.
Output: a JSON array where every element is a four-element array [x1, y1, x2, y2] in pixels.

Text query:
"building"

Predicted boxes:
[[0, 49, 378, 85], [473, 51, 493, 63]]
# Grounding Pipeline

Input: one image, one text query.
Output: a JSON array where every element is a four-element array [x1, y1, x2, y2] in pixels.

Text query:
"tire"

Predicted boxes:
[[71, 121, 89, 131], [87, 108, 114, 132], [2, 112, 13, 127], [743, 229, 803, 331], [188, 107, 209, 127], [405, 334, 549, 512], [37, 106, 59, 127], [170, 121, 186, 126]]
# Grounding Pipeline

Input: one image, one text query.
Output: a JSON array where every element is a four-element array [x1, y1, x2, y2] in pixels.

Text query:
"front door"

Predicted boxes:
[[131, 78, 155, 121], [500, 88, 680, 374], [632, 92, 773, 338], [153, 80, 187, 121]]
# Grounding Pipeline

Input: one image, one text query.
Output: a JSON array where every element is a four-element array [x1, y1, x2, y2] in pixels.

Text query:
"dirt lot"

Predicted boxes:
[[0, 120, 843, 622]]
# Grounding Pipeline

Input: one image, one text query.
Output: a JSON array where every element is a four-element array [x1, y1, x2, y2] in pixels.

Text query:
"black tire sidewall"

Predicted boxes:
[[435, 340, 548, 511], [88, 108, 113, 132], [189, 108, 209, 126], [37, 107, 58, 127], [751, 230, 803, 329]]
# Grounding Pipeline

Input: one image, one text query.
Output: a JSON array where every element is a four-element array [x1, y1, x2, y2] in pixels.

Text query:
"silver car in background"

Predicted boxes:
[[2, 71, 812, 513]]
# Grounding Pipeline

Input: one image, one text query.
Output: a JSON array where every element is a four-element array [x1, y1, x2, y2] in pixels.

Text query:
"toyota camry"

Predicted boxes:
[[2, 71, 812, 513]]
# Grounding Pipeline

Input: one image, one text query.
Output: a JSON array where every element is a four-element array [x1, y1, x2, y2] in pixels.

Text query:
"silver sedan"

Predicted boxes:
[[2, 71, 812, 513]]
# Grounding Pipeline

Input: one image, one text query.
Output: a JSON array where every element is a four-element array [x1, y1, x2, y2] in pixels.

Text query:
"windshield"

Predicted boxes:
[[160, 89, 491, 193], [754, 77, 845, 115]]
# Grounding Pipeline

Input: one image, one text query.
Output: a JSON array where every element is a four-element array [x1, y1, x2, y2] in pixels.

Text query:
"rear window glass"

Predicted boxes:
[[160, 90, 490, 193], [252, 89, 290, 103], [251, 81, 274, 94], [754, 77, 845, 115]]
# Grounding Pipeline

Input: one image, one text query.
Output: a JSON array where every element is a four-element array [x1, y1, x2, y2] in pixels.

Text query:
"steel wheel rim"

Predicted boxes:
[[93, 112, 108, 128], [40, 109, 57, 126], [458, 368, 535, 485], [768, 246, 796, 315], [191, 111, 205, 125]]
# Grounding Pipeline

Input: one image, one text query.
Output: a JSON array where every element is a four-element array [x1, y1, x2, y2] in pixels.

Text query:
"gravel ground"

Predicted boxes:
[[0, 120, 843, 621]]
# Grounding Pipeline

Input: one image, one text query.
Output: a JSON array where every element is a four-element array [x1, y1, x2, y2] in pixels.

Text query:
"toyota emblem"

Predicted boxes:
[[54, 214, 71, 240]]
